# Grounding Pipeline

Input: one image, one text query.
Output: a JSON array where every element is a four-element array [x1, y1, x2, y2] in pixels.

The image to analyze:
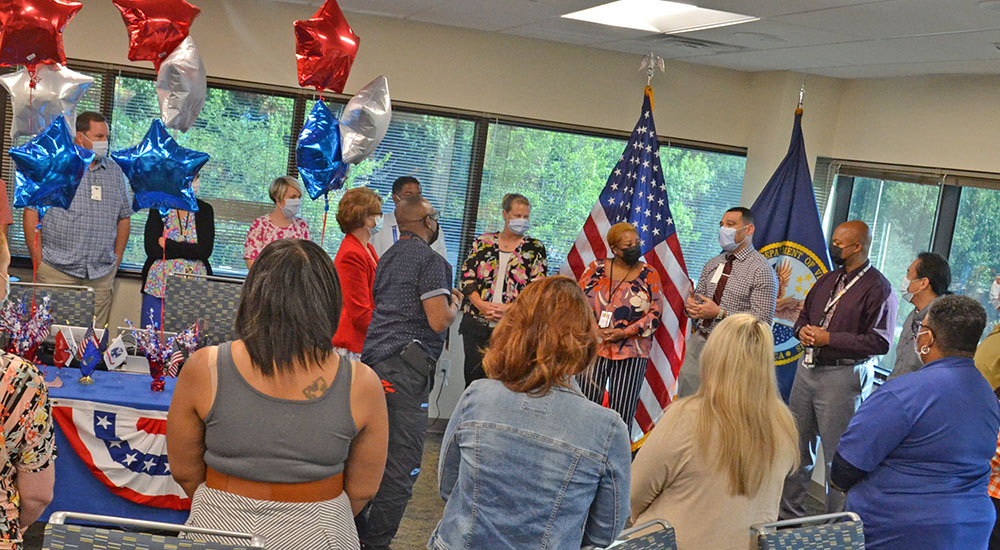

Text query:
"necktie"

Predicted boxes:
[[711, 254, 735, 305]]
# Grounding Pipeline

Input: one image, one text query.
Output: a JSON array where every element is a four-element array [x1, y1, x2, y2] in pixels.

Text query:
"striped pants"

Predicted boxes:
[[579, 356, 649, 437]]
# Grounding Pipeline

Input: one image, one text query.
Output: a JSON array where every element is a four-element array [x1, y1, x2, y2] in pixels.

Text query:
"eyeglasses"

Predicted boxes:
[[911, 319, 933, 340], [424, 212, 440, 222]]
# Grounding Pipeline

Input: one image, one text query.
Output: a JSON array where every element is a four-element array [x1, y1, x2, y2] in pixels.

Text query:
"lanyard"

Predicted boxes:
[[608, 258, 638, 297], [822, 264, 871, 315]]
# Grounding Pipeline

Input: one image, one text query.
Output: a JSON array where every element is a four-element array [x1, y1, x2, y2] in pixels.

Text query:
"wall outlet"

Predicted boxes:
[[439, 358, 450, 387]]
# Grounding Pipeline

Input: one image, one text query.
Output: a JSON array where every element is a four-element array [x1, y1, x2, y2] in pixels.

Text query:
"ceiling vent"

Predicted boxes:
[[635, 33, 747, 54]]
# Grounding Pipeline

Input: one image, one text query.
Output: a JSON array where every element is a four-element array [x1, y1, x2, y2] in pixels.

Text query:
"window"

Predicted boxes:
[[112, 75, 295, 272], [845, 177, 941, 310], [949, 185, 1000, 331], [302, 100, 475, 272], [3, 70, 105, 258], [475, 122, 746, 277]]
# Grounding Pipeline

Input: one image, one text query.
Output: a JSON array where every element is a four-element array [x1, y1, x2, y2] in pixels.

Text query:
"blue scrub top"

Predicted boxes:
[[837, 355, 1000, 550]]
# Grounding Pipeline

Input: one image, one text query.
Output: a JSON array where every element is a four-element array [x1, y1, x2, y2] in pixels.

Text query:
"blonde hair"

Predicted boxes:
[[690, 314, 799, 496], [268, 176, 302, 204], [483, 276, 599, 395], [606, 222, 638, 249]]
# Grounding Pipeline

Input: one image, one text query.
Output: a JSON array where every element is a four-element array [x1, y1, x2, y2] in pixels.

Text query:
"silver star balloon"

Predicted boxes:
[[156, 36, 207, 133], [0, 64, 94, 140], [339, 75, 391, 164]]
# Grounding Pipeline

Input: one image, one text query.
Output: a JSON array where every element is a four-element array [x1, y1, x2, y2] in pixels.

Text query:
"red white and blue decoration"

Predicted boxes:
[[296, 100, 349, 200], [0, 0, 83, 72], [53, 399, 190, 510], [111, 0, 201, 72], [562, 87, 691, 450], [111, 119, 208, 213], [9, 115, 95, 211], [294, 0, 359, 94], [0, 63, 94, 140], [0, 295, 53, 362]]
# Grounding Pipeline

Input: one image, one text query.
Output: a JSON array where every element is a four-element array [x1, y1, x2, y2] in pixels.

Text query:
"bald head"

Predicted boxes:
[[836, 220, 872, 252], [395, 195, 433, 225], [830, 219, 871, 268]]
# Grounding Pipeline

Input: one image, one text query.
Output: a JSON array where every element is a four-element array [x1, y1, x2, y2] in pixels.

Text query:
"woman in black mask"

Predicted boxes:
[[578, 222, 664, 439]]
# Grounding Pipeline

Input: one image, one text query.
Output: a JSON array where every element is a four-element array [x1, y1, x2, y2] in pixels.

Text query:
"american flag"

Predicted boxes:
[[562, 87, 691, 447]]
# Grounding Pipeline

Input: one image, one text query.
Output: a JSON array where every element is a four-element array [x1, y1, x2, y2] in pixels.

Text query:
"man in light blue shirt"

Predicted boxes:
[[23, 112, 132, 327]]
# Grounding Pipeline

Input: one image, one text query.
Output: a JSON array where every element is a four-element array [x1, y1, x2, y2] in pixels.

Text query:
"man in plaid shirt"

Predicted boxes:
[[677, 206, 777, 396], [23, 112, 132, 328]]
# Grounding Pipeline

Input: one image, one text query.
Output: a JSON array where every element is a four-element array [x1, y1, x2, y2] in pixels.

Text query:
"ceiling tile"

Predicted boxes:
[[406, 0, 608, 32], [337, 0, 449, 18], [687, 0, 889, 18], [670, 19, 866, 51], [772, 0, 1000, 38]]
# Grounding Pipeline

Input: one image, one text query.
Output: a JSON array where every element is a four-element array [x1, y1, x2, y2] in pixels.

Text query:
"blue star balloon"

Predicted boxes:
[[111, 119, 208, 212], [296, 100, 349, 200], [8, 116, 95, 210]]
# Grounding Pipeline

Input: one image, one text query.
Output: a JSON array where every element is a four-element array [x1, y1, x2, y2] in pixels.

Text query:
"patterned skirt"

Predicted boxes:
[[185, 484, 360, 550]]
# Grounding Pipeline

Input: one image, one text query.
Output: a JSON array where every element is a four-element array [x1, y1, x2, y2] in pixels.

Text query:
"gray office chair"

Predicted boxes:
[[43, 511, 265, 550], [10, 282, 95, 327], [162, 272, 243, 344], [583, 520, 677, 550], [752, 512, 865, 550]]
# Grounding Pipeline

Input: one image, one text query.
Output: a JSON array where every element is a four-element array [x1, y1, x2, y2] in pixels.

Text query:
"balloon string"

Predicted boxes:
[[30, 225, 40, 314], [160, 223, 167, 348], [321, 203, 329, 247]]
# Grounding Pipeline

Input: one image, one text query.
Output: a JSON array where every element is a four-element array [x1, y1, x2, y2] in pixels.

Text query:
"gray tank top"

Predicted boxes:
[[203, 342, 358, 483]]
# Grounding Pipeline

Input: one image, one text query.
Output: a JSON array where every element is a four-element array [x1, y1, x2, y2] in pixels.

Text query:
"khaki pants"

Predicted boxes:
[[36, 262, 116, 328]]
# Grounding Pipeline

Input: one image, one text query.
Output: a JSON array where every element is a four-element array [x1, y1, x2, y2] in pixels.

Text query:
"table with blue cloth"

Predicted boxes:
[[41, 369, 188, 524]]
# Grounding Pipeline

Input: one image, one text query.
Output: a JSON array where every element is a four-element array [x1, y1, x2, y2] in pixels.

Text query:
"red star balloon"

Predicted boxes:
[[112, 0, 201, 71], [294, 0, 359, 93], [0, 0, 82, 70]]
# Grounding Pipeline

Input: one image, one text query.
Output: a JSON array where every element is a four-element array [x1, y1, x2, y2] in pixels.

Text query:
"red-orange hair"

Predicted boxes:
[[482, 276, 599, 395]]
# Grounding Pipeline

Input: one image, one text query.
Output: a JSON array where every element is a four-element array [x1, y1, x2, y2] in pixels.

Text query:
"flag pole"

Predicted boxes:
[[797, 75, 807, 114]]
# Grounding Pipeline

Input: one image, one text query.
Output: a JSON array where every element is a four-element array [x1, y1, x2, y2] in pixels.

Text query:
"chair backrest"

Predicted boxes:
[[10, 282, 95, 328], [163, 272, 243, 344], [44, 511, 265, 550], [752, 512, 865, 550], [583, 520, 678, 550]]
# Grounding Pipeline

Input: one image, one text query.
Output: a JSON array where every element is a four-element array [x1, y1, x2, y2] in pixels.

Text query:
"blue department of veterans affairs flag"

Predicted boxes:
[[750, 109, 832, 401], [562, 87, 691, 448]]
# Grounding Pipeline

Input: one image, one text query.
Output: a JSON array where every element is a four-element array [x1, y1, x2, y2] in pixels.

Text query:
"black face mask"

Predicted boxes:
[[829, 243, 852, 266], [427, 218, 440, 246], [620, 245, 642, 266]]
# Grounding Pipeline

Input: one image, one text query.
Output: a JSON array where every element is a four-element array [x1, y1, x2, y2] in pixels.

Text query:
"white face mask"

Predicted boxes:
[[90, 139, 109, 159], [913, 329, 932, 364], [281, 197, 301, 219], [901, 277, 915, 303], [718, 225, 745, 252], [508, 218, 530, 236], [990, 279, 1000, 311]]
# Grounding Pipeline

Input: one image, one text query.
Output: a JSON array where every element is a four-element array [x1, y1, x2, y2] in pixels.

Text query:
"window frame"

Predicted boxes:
[[0, 57, 748, 279]]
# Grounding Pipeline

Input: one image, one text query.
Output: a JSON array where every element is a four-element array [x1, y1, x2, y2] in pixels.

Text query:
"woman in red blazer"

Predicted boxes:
[[332, 187, 383, 358]]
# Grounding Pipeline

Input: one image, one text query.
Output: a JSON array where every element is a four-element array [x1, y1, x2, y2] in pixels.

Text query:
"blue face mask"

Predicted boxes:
[[370, 215, 384, 236], [718, 225, 746, 252], [508, 218, 530, 236]]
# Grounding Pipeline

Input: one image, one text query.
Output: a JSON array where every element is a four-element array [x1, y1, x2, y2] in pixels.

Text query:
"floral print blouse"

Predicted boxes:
[[580, 259, 663, 360], [243, 215, 311, 263], [144, 210, 207, 298], [459, 233, 547, 322], [0, 353, 55, 548]]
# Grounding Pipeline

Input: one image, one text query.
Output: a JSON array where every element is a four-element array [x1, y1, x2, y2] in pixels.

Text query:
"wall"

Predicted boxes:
[[50, 1, 1000, 430]]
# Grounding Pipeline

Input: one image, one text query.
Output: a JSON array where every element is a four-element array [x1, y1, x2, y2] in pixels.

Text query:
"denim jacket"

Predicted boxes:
[[428, 379, 631, 550]]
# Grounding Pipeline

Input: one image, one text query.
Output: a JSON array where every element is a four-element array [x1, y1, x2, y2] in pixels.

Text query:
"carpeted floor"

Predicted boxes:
[[23, 429, 821, 549]]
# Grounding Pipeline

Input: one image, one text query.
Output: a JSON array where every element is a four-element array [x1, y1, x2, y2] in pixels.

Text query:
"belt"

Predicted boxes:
[[813, 358, 864, 367], [205, 466, 343, 502]]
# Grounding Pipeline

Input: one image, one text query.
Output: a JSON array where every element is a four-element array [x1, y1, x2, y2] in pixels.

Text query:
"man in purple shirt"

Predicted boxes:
[[779, 220, 898, 518]]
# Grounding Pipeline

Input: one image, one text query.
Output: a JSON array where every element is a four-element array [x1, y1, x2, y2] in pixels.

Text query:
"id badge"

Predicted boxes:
[[91, 185, 102, 201], [598, 311, 613, 328], [710, 262, 725, 285]]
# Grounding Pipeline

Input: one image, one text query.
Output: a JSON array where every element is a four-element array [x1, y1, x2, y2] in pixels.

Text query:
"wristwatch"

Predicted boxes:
[[715, 308, 727, 321]]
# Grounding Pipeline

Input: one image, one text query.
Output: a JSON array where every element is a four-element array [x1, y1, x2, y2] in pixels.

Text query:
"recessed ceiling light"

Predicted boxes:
[[562, 0, 758, 35]]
